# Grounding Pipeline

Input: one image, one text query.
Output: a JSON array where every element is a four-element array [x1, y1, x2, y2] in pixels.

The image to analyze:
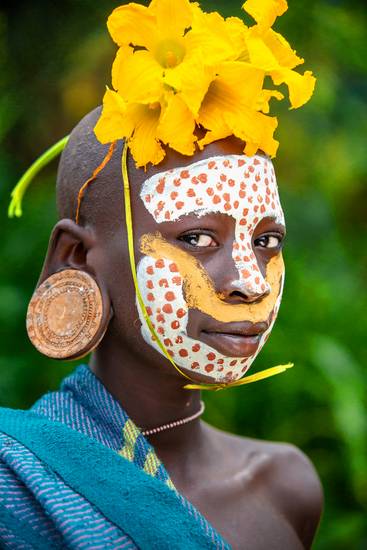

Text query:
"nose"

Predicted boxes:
[[219, 261, 271, 304]]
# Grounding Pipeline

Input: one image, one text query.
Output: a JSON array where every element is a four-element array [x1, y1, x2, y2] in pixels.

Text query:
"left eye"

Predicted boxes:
[[254, 235, 282, 249], [180, 234, 217, 248]]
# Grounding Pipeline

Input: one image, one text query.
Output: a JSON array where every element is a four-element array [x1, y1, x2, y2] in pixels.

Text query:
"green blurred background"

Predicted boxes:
[[1, 1, 366, 547]]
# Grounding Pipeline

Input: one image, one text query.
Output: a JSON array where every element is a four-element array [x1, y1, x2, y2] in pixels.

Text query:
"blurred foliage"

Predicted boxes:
[[1, 1, 366, 548]]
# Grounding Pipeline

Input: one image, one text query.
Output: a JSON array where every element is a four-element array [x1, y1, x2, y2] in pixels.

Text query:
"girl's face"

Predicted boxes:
[[136, 154, 285, 383]]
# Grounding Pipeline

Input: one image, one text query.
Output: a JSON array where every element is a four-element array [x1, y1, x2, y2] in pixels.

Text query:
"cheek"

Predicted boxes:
[[136, 256, 189, 347]]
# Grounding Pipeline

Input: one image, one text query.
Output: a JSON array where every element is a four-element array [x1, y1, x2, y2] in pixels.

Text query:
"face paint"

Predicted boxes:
[[137, 155, 285, 383]]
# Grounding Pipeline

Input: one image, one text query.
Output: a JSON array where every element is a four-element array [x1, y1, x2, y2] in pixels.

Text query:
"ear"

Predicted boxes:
[[38, 219, 97, 284]]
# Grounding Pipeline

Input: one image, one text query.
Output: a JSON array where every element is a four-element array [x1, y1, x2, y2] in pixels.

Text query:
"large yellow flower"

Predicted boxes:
[[94, 0, 317, 167]]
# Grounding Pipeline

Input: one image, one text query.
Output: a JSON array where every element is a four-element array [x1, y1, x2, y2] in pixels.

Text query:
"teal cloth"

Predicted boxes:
[[0, 408, 224, 549]]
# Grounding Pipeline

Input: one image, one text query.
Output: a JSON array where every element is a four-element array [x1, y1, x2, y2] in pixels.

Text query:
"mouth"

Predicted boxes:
[[200, 322, 268, 358]]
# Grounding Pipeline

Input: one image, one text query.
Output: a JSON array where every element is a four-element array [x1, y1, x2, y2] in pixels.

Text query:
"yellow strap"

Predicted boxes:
[[121, 142, 294, 391]]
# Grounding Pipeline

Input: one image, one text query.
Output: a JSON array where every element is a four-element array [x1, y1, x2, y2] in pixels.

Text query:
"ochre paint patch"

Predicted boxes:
[[140, 233, 284, 324]]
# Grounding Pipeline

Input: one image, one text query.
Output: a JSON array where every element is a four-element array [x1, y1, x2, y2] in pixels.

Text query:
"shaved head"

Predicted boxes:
[[56, 108, 246, 233]]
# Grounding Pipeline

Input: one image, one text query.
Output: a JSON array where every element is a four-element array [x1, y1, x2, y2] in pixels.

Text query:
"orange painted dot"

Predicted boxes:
[[164, 338, 173, 347], [191, 362, 200, 369], [145, 194, 151, 203], [171, 320, 180, 329], [179, 349, 188, 357], [187, 188, 196, 197], [175, 336, 183, 344], [146, 306, 153, 316], [163, 304, 173, 314], [260, 205, 266, 213], [254, 205, 259, 213], [220, 174, 227, 182], [171, 191, 178, 200], [223, 159, 230, 167], [169, 263, 178, 272], [271, 202, 276, 209], [165, 291, 175, 301], [249, 166, 255, 173], [147, 266, 154, 275], [207, 352, 216, 361], [176, 201, 184, 210], [177, 309, 186, 319], [233, 242, 240, 250], [239, 190, 246, 199], [252, 264, 259, 272], [257, 194, 263, 203], [233, 200, 239, 209], [253, 217, 259, 225], [181, 170, 189, 178], [156, 178, 165, 194], [244, 171, 250, 178], [252, 184, 258, 192], [244, 256, 250, 262], [255, 173, 261, 182], [159, 279, 169, 288], [239, 219, 247, 226], [261, 283, 266, 292], [206, 187, 214, 196], [157, 200, 165, 212], [239, 233, 244, 241], [192, 343, 201, 352], [208, 161, 216, 169], [191, 176, 199, 184], [205, 364, 214, 373], [213, 195, 221, 204], [253, 158, 260, 165], [155, 259, 165, 268], [147, 293, 155, 302], [157, 326, 164, 335], [216, 183, 223, 191], [255, 277, 260, 285], [147, 280, 154, 289], [172, 276, 182, 285], [164, 211, 171, 220], [196, 198, 204, 206], [156, 313, 165, 323], [198, 173, 208, 183], [168, 349, 174, 357], [217, 358, 224, 365], [223, 193, 230, 202], [265, 196, 270, 205], [173, 178, 181, 187], [238, 159, 245, 167], [228, 178, 235, 187], [242, 269, 251, 278], [224, 202, 231, 211]]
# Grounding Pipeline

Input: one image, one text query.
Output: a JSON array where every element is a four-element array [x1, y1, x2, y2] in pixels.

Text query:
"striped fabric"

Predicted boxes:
[[0, 365, 229, 549]]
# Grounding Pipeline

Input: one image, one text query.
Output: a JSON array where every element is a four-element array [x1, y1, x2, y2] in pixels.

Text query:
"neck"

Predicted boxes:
[[90, 334, 205, 455]]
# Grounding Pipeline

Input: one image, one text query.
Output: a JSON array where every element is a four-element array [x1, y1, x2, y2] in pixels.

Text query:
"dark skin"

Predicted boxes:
[[39, 112, 323, 549]]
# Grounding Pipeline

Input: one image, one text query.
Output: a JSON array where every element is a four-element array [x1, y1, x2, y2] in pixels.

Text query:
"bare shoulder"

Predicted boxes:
[[204, 423, 324, 548]]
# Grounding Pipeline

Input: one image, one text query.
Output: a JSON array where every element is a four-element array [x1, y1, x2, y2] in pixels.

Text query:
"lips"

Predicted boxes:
[[200, 321, 268, 358]]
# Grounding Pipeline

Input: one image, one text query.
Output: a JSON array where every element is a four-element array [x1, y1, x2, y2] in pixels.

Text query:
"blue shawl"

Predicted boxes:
[[0, 366, 230, 549]]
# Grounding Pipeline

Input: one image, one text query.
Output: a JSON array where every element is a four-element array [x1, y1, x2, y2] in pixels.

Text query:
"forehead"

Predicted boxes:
[[140, 155, 284, 225]]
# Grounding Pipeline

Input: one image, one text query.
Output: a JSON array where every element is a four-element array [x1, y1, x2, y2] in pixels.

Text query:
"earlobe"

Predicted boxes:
[[27, 219, 113, 360]]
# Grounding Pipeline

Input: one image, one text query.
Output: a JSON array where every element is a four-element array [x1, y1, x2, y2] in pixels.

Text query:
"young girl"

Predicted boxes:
[[1, 1, 323, 548]]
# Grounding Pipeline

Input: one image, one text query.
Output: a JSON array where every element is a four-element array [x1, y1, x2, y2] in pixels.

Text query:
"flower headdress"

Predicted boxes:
[[94, 0, 316, 167], [8, 0, 315, 390]]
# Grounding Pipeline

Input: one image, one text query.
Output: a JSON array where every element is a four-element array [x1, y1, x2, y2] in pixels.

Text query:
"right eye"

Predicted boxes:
[[179, 233, 218, 248]]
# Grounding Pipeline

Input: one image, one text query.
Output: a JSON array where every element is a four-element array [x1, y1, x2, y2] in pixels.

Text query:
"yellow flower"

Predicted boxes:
[[108, 0, 217, 117], [95, 88, 196, 168], [94, 0, 317, 166]]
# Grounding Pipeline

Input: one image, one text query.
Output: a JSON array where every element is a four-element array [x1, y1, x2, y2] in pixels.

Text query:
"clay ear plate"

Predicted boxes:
[[27, 270, 103, 359]]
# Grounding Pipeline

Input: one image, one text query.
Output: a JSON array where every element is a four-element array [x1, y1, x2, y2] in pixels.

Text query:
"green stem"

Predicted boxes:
[[8, 135, 69, 218]]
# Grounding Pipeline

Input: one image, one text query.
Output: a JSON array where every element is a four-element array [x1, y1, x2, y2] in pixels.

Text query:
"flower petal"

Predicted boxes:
[[129, 105, 165, 168], [163, 54, 213, 116], [263, 29, 304, 69], [157, 94, 196, 156], [107, 3, 158, 49], [94, 88, 132, 144], [150, 0, 193, 37], [271, 69, 316, 109], [242, 0, 288, 29], [224, 108, 279, 157], [256, 89, 284, 114], [112, 49, 163, 104]]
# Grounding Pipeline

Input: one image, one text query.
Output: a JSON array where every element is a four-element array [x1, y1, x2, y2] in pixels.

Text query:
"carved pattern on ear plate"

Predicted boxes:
[[26, 269, 104, 359]]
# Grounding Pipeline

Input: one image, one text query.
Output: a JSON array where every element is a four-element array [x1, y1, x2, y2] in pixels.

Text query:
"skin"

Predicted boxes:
[[38, 109, 323, 549]]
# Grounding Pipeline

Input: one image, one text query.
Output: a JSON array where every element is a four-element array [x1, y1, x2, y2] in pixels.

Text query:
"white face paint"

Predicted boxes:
[[136, 155, 285, 383]]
